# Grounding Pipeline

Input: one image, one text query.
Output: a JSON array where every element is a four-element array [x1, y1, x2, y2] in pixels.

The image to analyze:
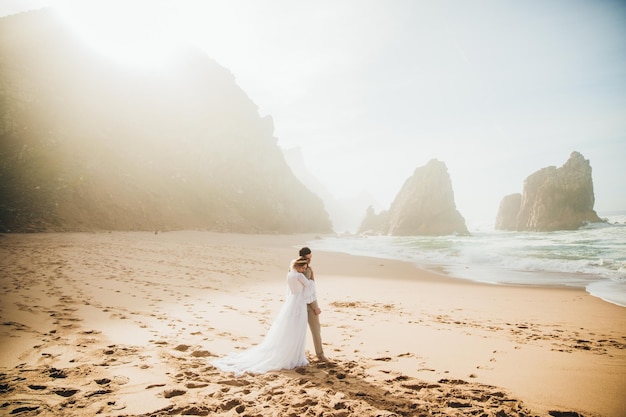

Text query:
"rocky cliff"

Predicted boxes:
[[358, 159, 469, 236], [0, 9, 332, 233], [495, 152, 603, 231]]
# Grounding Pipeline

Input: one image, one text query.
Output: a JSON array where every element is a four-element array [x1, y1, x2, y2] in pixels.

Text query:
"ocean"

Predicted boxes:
[[310, 212, 626, 308]]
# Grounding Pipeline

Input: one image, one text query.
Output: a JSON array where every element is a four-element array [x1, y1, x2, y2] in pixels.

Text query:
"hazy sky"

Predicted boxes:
[[2, 0, 625, 221]]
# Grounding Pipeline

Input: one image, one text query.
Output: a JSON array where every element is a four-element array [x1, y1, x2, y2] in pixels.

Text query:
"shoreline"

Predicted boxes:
[[308, 232, 626, 309], [1, 231, 624, 416]]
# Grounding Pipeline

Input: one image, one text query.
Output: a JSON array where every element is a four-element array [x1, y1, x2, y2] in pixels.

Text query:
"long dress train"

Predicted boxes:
[[211, 269, 310, 375]]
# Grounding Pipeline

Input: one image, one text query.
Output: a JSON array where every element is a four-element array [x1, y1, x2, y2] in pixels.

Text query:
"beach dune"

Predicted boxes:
[[0, 231, 624, 416]]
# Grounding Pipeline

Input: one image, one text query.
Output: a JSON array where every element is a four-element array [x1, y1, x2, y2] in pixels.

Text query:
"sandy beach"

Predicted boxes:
[[0, 231, 624, 417]]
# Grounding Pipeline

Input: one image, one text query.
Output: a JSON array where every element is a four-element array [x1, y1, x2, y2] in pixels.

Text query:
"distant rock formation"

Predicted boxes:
[[0, 9, 332, 233], [494, 193, 522, 231], [358, 205, 387, 235], [495, 152, 604, 231], [283, 146, 382, 233], [358, 159, 469, 236]]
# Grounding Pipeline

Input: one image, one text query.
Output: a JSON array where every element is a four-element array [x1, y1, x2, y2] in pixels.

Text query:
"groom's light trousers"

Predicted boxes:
[[307, 300, 324, 357]]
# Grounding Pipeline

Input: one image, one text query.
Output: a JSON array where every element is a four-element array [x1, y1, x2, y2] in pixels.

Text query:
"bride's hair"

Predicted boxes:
[[290, 257, 308, 270]]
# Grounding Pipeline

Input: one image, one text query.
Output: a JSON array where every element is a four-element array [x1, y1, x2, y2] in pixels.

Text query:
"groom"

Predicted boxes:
[[299, 246, 328, 362]]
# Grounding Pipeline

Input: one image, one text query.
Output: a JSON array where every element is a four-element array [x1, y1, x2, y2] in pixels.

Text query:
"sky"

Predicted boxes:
[[2, 0, 625, 222]]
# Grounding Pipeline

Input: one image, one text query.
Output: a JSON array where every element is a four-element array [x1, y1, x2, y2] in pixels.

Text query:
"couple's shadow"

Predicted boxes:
[[211, 357, 534, 416], [284, 357, 538, 416], [287, 358, 428, 415]]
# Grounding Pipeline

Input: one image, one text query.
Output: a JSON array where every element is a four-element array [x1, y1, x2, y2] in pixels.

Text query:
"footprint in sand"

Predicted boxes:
[[163, 388, 186, 398], [54, 388, 79, 397]]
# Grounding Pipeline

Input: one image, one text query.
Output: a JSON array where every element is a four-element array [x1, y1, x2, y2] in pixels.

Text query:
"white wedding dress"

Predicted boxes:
[[211, 269, 310, 375]]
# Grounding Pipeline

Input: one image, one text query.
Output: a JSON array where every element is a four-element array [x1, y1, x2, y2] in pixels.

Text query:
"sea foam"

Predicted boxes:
[[311, 212, 626, 308]]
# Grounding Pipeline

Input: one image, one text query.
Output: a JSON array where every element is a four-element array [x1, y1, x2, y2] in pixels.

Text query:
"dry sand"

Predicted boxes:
[[0, 231, 624, 417]]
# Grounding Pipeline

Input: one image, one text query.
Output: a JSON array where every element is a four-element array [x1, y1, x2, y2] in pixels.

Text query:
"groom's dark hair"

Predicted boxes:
[[299, 247, 311, 256]]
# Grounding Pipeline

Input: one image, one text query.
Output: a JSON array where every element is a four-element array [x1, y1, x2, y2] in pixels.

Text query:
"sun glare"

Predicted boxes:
[[57, 0, 184, 69]]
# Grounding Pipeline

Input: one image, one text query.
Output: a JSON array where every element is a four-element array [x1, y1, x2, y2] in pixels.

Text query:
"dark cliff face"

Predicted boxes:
[[0, 9, 332, 233], [358, 159, 469, 236], [495, 151, 603, 231]]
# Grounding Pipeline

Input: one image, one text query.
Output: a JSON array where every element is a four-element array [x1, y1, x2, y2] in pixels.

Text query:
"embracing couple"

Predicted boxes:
[[212, 247, 328, 375]]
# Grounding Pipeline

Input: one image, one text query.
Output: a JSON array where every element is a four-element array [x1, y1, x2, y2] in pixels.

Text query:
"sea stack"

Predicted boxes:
[[495, 151, 604, 231], [359, 159, 469, 236]]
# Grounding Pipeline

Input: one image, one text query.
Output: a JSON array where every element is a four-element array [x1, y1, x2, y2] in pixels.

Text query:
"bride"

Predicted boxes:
[[211, 257, 311, 375]]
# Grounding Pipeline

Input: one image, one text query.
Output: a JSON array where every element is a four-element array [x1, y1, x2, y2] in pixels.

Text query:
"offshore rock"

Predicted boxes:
[[496, 151, 604, 231], [359, 159, 469, 236]]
